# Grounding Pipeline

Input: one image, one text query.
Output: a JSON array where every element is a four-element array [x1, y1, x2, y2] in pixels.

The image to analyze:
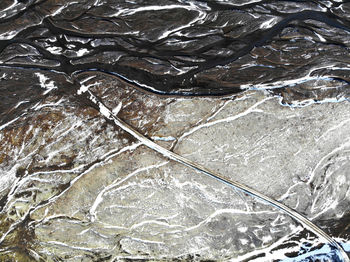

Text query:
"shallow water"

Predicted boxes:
[[0, 0, 350, 261]]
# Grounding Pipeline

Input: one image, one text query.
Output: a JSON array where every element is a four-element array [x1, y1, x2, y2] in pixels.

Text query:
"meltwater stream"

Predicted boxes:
[[1, 0, 350, 261]]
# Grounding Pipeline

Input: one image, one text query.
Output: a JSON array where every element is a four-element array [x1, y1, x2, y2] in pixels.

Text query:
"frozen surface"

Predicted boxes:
[[1, 0, 350, 261]]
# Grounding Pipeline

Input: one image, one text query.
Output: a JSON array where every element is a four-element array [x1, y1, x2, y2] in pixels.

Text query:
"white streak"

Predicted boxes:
[[35, 73, 57, 95], [0, 117, 19, 131]]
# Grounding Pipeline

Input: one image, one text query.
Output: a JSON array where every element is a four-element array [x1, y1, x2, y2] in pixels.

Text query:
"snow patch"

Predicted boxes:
[[35, 73, 57, 95]]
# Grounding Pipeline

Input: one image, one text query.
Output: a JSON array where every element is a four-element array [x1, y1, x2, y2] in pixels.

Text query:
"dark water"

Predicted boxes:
[[1, 0, 350, 125], [1, 1, 350, 261], [1, 0, 350, 97]]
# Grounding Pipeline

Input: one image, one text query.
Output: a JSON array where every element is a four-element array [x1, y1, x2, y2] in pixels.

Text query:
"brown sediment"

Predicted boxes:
[[0, 213, 39, 262], [1, 1, 350, 260], [0, 93, 137, 260]]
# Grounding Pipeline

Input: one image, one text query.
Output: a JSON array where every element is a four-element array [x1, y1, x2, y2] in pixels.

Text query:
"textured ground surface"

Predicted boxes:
[[1, 0, 350, 261]]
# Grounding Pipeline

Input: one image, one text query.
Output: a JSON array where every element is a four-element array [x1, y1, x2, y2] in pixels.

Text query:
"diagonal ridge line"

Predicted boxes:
[[80, 86, 349, 261]]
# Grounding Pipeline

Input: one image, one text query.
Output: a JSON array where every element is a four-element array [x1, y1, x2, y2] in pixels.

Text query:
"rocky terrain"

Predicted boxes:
[[1, 0, 350, 261]]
